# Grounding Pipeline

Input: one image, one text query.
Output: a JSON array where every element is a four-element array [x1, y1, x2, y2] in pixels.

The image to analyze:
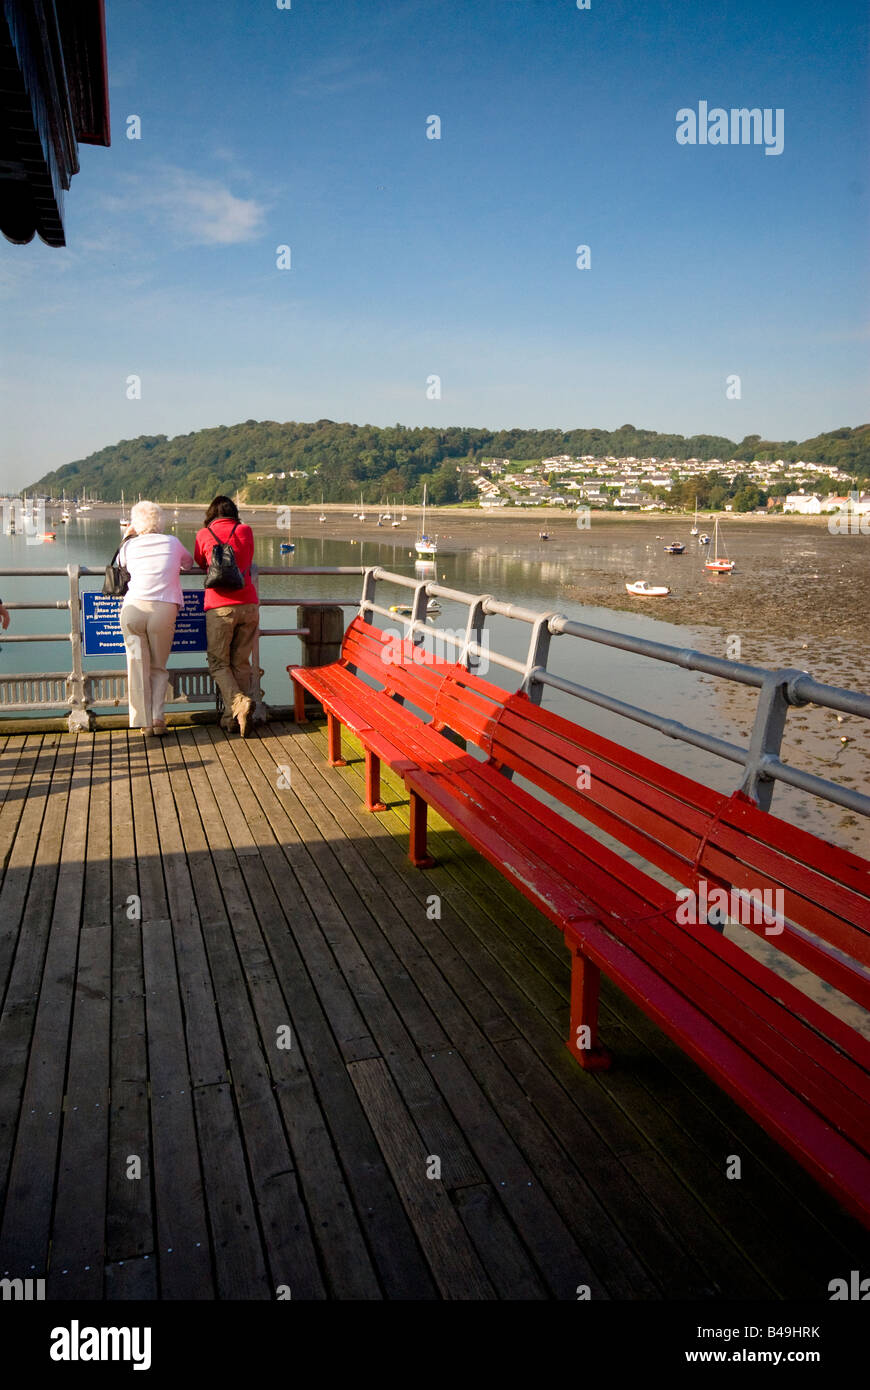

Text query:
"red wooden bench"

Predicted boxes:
[[289, 624, 870, 1227], [288, 616, 477, 836]]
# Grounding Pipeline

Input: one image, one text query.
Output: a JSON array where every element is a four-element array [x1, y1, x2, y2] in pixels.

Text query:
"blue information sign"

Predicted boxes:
[[82, 591, 206, 656]]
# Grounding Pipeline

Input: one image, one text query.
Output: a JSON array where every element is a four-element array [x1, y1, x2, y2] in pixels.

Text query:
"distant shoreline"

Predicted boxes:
[[55, 501, 848, 527]]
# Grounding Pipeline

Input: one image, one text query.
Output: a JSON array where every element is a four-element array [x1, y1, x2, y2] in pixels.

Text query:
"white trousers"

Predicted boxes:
[[120, 600, 179, 728]]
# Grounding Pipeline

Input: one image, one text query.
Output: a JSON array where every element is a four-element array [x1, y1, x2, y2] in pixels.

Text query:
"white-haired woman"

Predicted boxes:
[[119, 501, 194, 734]]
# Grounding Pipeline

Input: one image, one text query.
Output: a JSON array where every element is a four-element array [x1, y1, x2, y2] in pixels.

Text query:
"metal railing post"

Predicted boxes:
[[521, 613, 556, 704], [740, 668, 809, 811], [461, 595, 491, 671], [410, 581, 429, 645], [359, 568, 377, 624], [66, 564, 92, 732]]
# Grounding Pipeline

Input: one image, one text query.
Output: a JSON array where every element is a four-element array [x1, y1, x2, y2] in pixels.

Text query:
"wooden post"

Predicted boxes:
[[295, 605, 344, 722], [298, 604, 344, 668]]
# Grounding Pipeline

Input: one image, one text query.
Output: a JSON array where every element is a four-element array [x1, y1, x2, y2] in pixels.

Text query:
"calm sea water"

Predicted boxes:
[[0, 512, 855, 840]]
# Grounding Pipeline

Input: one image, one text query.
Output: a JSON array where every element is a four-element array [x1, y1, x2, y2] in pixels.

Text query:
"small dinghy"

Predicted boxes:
[[625, 580, 670, 597], [389, 599, 442, 617]]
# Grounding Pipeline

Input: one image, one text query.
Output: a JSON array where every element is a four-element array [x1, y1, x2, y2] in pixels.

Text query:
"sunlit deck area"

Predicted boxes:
[[0, 718, 867, 1300]]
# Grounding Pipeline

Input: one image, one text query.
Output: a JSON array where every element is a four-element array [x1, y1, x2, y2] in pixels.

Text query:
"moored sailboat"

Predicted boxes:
[[415, 483, 437, 557], [704, 517, 735, 573]]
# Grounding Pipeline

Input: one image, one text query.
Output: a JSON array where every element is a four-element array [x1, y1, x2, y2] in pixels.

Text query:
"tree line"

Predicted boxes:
[[24, 419, 870, 504]]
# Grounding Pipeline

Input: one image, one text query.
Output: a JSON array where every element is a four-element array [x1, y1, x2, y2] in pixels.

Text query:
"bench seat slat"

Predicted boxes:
[[294, 659, 479, 776]]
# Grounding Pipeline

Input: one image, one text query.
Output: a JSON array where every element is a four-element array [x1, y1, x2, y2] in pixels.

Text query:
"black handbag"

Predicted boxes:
[[102, 546, 131, 598]]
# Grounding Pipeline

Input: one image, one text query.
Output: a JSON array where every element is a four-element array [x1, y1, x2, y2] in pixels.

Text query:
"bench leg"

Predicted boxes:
[[292, 677, 308, 724], [364, 749, 387, 812], [327, 712, 347, 767], [409, 790, 436, 869], [567, 949, 611, 1070]]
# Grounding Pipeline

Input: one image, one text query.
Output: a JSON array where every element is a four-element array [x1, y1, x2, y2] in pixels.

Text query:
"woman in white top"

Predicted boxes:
[[119, 500, 194, 734]]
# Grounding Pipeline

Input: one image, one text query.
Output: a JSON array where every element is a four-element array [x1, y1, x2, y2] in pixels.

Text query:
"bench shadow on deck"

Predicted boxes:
[[0, 721, 867, 1300]]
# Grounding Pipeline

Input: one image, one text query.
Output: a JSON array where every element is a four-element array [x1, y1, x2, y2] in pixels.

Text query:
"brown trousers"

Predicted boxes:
[[206, 603, 259, 711]]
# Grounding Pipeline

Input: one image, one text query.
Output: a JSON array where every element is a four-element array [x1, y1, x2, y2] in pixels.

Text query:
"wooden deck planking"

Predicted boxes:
[[0, 719, 867, 1299], [0, 734, 91, 1281], [175, 737, 434, 1299], [0, 737, 71, 1226], [48, 734, 113, 1299], [277, 724, 654, 1297], [174, 728, 386, 1299], [289, 724, 734, 1295], [218, 727, 599, 1297], [105, 729, 152, 1267], [151, 733, 328, 1298]]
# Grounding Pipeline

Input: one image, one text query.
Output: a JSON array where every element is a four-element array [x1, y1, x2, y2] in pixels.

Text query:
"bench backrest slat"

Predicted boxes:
[[341, 619, 451, 715]]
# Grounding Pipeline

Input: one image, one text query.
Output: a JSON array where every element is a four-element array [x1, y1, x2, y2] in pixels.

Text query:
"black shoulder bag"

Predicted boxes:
[[103, 545, 131, 598]]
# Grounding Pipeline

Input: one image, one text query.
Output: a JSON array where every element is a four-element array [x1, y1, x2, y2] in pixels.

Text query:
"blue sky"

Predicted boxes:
[[1, 0, 868, 490]]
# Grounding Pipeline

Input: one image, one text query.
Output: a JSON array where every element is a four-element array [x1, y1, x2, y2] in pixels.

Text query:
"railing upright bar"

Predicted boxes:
[[410, 581, 430, 644], [359, 568, 378, 624], [67, 564, 91, 732], [522, 615, 556, 704], [462, 595, 491, 671], [740, 668, 808, 812]]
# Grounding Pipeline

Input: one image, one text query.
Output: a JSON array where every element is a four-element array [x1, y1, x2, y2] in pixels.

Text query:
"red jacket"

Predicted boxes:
[[194, 519, 258, 609]]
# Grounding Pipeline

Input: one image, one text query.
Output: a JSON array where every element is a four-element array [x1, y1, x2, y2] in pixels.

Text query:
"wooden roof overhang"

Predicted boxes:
[[0, 0, 110, 247]]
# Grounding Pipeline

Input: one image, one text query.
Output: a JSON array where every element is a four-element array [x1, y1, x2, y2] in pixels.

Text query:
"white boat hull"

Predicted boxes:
[[626, 581, 670, 597]]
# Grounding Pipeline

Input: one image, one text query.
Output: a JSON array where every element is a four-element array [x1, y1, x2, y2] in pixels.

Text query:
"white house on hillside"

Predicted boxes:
[[783, 493, 823, 514]]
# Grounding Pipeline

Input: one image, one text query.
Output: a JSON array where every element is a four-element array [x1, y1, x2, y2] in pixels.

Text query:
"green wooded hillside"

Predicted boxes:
[[25, 419, 870, 503]]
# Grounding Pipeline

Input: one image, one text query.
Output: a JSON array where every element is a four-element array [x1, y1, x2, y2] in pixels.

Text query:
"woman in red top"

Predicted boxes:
[[194, 496, 259, 737]]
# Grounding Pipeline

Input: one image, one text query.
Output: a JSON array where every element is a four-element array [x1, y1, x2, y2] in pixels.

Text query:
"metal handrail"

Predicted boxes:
[[0, 564, 365, 727], [361, 566, 870, 819]]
